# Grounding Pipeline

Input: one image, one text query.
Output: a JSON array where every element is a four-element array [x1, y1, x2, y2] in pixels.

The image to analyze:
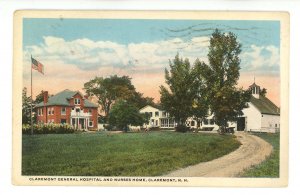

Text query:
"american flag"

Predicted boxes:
[[31, 56, 44, 74]]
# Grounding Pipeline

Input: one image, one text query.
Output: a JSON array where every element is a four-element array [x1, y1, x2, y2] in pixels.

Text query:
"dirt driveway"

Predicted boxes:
[[164, 132, 273, 177]]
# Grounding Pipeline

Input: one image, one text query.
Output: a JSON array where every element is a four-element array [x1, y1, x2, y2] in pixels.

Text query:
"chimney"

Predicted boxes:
[[43, 91, 48, 104]]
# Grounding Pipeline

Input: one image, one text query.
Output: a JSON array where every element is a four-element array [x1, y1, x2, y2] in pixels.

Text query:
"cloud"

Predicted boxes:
[[25, 35, 279, 76], [240, 44, 280, 73], [24, 36, 211, 72]]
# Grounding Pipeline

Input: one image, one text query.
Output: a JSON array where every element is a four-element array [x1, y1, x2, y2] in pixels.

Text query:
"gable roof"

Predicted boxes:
[[35, 89, 98, 108], [139, 105, 161, 112], [250, 95, 280, 115]]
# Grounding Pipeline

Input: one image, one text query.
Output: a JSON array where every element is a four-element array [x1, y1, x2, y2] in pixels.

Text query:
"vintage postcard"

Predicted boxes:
[[12, 10, 289, 187]]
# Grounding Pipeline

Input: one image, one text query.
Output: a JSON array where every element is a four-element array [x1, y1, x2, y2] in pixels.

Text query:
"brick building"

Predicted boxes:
[[35, 89, 98, 130]]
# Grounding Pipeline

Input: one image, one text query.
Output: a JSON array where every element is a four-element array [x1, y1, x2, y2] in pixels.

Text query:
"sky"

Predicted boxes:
[[23, 18, 281, 106]]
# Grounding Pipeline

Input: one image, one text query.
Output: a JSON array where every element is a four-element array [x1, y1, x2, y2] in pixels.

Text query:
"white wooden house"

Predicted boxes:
[[139, 105, 175, 129]]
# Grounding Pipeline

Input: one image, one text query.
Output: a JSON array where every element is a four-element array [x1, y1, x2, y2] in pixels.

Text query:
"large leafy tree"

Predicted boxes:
[[159, 54, 199, 130], [108, 100, 147, 132], [84, 75, 135, 119], [84, 75, 155, 120], [202, 29, 251, 133]]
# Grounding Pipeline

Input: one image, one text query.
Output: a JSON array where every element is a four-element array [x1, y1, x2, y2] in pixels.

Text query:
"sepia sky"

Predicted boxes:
[[23, 18, 281, 106]]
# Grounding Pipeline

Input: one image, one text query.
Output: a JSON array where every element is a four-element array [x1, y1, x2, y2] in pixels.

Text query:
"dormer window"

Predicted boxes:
[[74, 98, 81, 105]]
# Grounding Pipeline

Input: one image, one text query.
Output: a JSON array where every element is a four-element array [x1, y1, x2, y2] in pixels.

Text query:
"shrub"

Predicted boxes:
[[22, 123, 75, 134], [175, 124, 190, 133]]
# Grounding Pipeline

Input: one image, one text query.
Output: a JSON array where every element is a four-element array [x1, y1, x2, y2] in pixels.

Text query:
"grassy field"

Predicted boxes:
[[241, 133, 280, 177], [22, 131, 240, 176]]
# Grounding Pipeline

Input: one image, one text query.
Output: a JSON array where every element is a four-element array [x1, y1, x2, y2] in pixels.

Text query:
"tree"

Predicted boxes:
[[22, 87, 32, 125], [84, 75, 136, 120], [126, 91, 156, 109], [108, 100, 147, 132], [159, 54, 199, 131], [34, 90, 50, 104], [201, 29, 251, 133], [259, 87, 267, 97], [84, 75, 156, 121], [192, 59, 210, 127]]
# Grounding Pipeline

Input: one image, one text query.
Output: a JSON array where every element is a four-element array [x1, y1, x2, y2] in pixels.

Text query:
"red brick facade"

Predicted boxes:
[[36, 90, 98, 130]]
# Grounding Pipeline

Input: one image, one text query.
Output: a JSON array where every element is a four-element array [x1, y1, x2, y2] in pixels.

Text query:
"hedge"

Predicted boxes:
[[22, 123, 75, 134]]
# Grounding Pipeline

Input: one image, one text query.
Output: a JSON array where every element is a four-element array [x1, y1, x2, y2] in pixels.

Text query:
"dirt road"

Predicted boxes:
[[164, 132, 273, 177]]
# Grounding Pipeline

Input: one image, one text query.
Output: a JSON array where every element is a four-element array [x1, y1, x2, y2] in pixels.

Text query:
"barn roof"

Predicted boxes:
[[250, 95, 280, 115]]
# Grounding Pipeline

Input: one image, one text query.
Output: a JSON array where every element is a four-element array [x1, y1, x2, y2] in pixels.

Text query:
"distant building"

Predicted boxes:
[[139, 105, 175, 128], [35, 89, 98, 130], [140, 82, 280, 133]]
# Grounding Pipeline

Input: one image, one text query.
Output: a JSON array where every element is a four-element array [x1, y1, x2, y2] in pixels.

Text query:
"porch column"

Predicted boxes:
[[86, 118, 88, 130]]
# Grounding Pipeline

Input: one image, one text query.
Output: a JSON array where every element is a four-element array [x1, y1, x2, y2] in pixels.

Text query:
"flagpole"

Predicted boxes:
[[30, 55, 33, 135]]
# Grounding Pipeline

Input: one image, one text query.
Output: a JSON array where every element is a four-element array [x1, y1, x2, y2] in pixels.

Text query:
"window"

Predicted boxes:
[[162, 112, 166, 117], [48, 108, 51, 115], [74, 98, 81, 105], [203, 119, 208, 125], [76, 108, 80, 113], [48, 107, 54, 115], [151, 119, 154, 125], [275, 124, 278, 127], [61, 119, 66, 124], [37, 108, 43, 116], [61, 107, 66, 115], [88, 109, 92, 114], [155, 111, 159, 117], [149, 112, 153, 117], [88, 120, 93, 127]]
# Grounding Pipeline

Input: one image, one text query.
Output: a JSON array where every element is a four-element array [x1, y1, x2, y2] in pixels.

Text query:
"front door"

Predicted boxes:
[[237, 117, 246, 131], [79, 118, 85, 130]]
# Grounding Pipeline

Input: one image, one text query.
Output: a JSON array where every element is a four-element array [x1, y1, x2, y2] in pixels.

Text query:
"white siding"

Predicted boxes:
[[261, 114, 280, 133], [242, 103, 262, 131], [139, 105, 161, 128]]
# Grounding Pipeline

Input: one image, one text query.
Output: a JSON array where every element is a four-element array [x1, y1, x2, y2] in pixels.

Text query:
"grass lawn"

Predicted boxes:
[[22, 131, 240, 176], [240, 133, 280, 177]]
